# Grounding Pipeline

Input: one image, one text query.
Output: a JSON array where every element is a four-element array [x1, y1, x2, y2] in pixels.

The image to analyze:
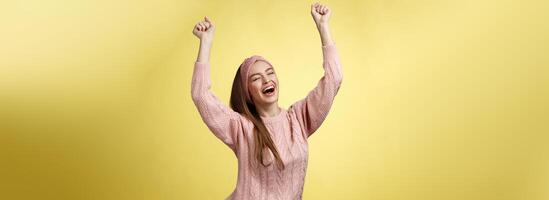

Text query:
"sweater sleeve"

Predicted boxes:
[[289, 44, 343, 139], [191, 61, 247, 152]]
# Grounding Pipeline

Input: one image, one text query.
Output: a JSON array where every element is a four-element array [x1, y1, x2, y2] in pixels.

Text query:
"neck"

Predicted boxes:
[[256, 102, 281, 118]]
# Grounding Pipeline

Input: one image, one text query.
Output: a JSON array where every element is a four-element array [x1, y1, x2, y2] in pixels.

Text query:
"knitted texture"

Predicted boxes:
[[191, 44, 342, 200]]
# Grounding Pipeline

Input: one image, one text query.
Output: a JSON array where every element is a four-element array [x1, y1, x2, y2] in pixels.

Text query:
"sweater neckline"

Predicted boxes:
[[260, 108, 286, 124]]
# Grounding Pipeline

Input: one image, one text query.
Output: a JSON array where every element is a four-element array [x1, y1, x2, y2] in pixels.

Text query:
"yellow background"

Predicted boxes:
[[1, 0, 548, 199]]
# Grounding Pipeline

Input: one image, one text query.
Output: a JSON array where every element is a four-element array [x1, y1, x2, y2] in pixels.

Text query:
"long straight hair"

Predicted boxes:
[[230, 68, 285, 170]]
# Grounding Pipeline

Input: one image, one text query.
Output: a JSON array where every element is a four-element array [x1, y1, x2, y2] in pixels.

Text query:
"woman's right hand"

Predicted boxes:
[[192, 16, 215, 44]]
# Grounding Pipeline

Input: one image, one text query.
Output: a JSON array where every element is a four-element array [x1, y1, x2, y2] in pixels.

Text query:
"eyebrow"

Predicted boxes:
[[249, 67, 274, 79]]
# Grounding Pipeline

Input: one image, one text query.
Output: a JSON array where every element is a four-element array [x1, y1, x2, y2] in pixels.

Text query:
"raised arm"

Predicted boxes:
[[311, 2, 335, 46], [194, 17, 214, 63], [290, 3, 343, 138], [191, 17, 246, 151]]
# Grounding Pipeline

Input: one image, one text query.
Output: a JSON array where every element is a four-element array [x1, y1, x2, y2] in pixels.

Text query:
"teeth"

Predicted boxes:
[[263, 85, 274, 93]]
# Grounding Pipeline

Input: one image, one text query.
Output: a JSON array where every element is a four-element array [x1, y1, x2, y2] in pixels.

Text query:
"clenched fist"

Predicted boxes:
[[311, 2, 331, 26], [192, 16, 215, 43]]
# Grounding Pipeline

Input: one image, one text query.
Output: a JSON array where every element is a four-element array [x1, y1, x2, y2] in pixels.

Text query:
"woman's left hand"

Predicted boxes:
[[311, 2, 331, 27]]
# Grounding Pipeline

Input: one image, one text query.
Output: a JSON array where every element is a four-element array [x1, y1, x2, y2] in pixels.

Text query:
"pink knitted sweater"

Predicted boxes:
[[191, 44, 342, 200]]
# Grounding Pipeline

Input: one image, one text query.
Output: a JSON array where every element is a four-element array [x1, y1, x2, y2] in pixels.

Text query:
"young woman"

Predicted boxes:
[[191, 3, 342, 199]]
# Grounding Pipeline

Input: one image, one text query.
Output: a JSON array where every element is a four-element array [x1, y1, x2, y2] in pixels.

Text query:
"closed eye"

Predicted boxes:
[[266, 67, 274, 74]]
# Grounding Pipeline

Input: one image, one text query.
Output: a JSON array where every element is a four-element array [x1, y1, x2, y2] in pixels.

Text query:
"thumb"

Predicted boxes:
[[205, 16, 214, 26], [311, 2, 319, 9], [310, 3, 316, 13]]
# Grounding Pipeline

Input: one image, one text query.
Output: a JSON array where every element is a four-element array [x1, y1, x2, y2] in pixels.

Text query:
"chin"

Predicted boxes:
[[257, 94, 278, 105], [261, 99, 278, 105]]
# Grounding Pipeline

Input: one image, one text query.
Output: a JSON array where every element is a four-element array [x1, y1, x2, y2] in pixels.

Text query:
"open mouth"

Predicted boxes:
[[262, 85, 275, 96]]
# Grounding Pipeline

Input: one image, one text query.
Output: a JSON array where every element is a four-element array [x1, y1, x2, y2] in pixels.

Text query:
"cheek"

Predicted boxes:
[[249, 83, 262, 95], [274, 78, 279, 89], [271, 74, 278, 82]]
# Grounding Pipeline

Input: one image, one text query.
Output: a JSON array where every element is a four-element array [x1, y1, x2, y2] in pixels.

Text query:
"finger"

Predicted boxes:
[[200, 22, 208, 30], [199, 24, 205, 31], [205, 16, 213, 26], [204, 17, 211, 28]]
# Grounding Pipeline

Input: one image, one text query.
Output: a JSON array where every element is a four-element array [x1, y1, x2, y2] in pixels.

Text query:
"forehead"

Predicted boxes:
[[249, 60, 273, 73]]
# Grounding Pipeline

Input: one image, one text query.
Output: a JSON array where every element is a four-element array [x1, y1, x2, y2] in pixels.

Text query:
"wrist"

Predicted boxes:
[[316, 22, 329, 29], [200, 38, 213, 46]]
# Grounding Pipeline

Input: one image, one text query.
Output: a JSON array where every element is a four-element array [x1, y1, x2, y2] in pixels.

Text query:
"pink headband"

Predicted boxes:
[[239, 55, 273, 103]]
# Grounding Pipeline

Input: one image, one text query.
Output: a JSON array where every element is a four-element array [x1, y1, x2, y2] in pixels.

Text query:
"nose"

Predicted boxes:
[[261, 75, 271, 84]]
